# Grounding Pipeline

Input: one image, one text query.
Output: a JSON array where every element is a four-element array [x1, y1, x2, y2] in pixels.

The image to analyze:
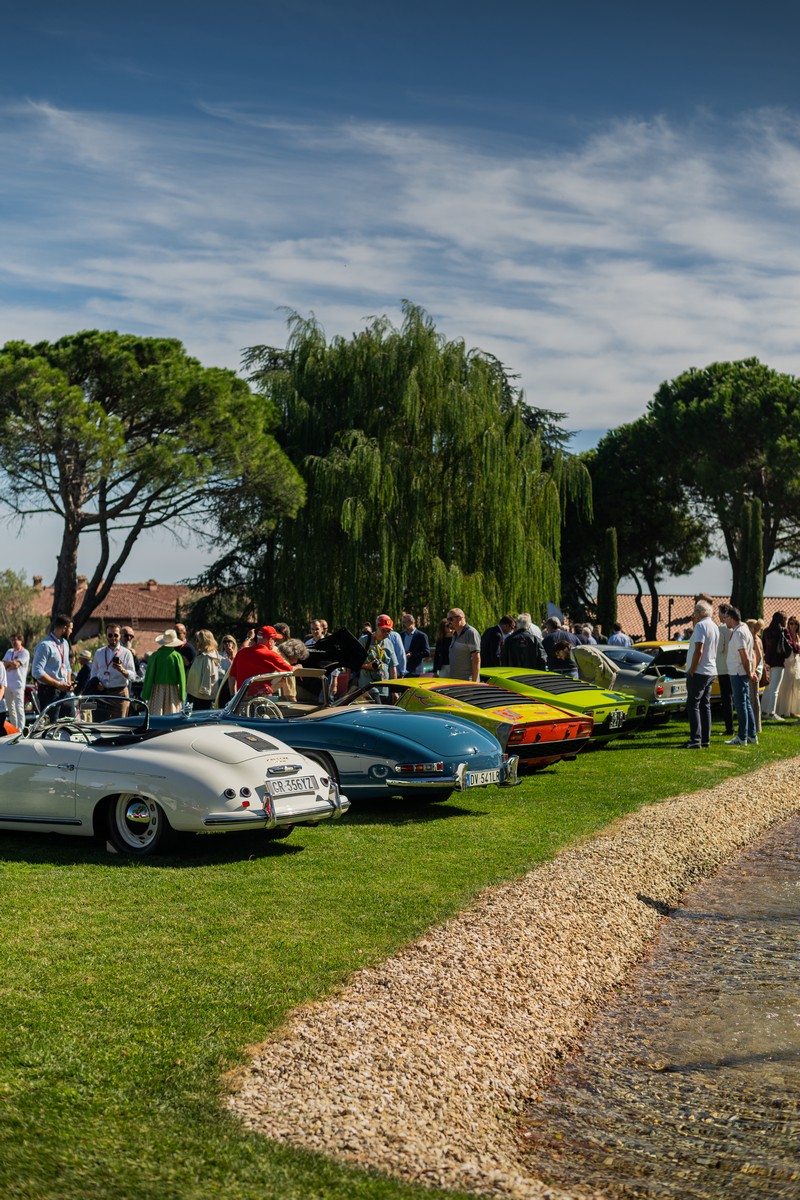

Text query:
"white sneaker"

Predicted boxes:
[[725, 736, 748, 746], [763, 713, 785, 721], [748, 736, 759, 745]]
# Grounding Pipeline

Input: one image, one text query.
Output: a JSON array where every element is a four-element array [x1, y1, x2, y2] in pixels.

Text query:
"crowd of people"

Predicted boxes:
[[2, 601, 797, 745]]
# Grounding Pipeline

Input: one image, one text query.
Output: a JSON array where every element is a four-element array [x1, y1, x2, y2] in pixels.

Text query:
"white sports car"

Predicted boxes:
[[0, 700, 349, 856]]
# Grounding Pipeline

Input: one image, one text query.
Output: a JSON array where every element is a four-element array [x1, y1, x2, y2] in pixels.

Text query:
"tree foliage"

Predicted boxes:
[[559, 420, 709, 635], [587, 421, 709, 636], [0, 569, 48, 650], [234, 304, 590, 631], [648, 358, 800, 599], [0, 331, 304, 629]]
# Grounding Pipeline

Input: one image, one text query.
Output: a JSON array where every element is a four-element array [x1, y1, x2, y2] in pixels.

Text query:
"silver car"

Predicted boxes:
[[588, 645, 688, 719]]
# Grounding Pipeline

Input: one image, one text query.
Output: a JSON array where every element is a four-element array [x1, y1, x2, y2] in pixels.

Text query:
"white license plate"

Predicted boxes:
[[608, 709, 625, 729], [670, 683, 687, 696], [269, 775, 317, 796], [465, 768, 501, 787]]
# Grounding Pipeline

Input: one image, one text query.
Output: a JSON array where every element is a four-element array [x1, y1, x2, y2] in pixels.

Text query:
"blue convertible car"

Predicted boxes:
[[141, 670, 518, 803]]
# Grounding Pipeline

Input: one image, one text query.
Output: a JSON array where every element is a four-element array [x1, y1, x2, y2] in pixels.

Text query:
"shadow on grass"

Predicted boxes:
[[0, 827, 306, 868], [0, 795, 489, 865], [343, 798, 488, 827]]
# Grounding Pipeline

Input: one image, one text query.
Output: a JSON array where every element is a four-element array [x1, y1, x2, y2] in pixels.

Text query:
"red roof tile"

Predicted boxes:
[[615, 594, 800, 641]]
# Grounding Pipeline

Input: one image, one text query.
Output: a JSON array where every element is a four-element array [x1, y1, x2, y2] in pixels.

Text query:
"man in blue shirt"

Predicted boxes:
[[376, 614, 406, 676], [32, 613, 74, 712], [607, 623, 633, 647]]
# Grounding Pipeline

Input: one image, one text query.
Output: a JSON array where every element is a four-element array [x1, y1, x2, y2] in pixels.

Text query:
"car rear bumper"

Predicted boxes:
[[203, 791, 350, 828], [384, 755, 519, 791], [515, 735, 591, 764]]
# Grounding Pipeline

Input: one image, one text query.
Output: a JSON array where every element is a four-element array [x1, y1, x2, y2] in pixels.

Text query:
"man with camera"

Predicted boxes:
[[89, 624, 136, 718]]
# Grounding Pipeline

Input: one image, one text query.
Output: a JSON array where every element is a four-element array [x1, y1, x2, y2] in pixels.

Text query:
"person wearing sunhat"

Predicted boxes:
[[229, 626, 293, 695], [74, 649, 94, 694], [141, 629, 187, 716]]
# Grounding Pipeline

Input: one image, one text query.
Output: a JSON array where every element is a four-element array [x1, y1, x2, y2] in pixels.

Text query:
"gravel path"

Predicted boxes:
[[228, 759, 800, 1199]]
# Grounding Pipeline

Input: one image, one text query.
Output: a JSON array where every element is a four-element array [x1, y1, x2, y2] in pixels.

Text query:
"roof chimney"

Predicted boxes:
[[32, 575, 43, 590], [147, 579, 158, 591], [77, 575, 88, 588]]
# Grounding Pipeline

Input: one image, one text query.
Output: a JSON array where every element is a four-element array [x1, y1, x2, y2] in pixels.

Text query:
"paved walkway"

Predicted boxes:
[[520, 813, 800, 1198]]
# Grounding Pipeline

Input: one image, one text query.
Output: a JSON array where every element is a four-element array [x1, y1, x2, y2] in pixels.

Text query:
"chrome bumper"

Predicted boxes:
[[385, 756, 519, 791], [203, 790, 350, 828]]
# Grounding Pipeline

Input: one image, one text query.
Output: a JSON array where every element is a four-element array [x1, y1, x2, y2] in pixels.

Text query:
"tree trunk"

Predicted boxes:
[[51, 519, 81, 621], [631, 572, 648, 639], [642, 568, 660, 639]]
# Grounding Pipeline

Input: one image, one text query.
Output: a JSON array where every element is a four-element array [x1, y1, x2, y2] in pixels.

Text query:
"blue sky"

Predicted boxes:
[[2, 2, 800, 596]]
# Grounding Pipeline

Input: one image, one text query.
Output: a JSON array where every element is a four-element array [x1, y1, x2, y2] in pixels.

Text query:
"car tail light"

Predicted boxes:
[[395, 761, 444, 773], [507, 725, 542, 745], [656, 684, 664, 697], [578, 721, 593, 737]]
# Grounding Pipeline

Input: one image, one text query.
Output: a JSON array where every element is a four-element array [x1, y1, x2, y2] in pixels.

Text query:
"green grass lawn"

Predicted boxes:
[[1, 719, 798, 1200]]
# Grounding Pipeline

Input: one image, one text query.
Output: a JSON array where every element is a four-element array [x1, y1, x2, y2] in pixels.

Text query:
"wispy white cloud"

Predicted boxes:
[[1, 100, 799, 432]]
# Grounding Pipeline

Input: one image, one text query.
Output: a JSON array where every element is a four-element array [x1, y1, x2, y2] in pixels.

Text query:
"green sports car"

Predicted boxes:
[[479, 667, 648, 743]]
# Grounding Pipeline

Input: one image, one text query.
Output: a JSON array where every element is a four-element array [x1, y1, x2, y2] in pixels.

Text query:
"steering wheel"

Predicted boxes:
[[252, 699, 284, 720], [44, 722, 90, 744]]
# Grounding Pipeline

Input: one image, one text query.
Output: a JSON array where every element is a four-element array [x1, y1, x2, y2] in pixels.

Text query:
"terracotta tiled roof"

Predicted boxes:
[[615, 594, 800, 642], [28, 578, 205, 654], [30, 580, 197, 620]]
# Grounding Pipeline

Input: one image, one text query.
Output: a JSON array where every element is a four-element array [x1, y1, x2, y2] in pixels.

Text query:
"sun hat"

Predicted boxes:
[[376, 614, 393, 629], [256, 625, 280, 641], [155, 628, 182, 647], [78, 649, 92, 661]]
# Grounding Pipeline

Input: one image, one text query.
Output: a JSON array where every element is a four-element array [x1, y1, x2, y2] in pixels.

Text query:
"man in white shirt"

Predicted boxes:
[[607, 623, 633, 647], [724, 606, 757, 746], [0, 660, 7, 731], [90, 624, 136, 718], [683, 600, 719, 749], [3, 632, 30, 731], [715, 602, 735, 736]]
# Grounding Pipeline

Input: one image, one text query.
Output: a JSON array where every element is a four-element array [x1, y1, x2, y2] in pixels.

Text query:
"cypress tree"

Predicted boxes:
[[748, 497, 764, 619], [735, 501, 752, 617], [596, 527, 618, 634]]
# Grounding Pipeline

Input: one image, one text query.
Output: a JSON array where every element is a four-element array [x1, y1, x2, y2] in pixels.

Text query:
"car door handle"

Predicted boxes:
[[56, 763, 76, 770]]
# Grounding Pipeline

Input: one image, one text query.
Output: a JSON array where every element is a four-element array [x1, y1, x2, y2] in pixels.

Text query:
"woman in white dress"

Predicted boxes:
[[775, 615, 800, 718]]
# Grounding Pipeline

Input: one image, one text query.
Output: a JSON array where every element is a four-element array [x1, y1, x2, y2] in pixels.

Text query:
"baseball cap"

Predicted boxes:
[[376, 615, 393, 629], [257, 625, 280, 641]]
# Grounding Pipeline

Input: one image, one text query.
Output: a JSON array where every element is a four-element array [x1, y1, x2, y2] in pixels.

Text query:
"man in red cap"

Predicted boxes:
[[229, 626, 293, 694]]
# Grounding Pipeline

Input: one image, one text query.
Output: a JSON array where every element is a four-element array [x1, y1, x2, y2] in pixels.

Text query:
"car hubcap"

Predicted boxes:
[[117, 796, 157, 847]]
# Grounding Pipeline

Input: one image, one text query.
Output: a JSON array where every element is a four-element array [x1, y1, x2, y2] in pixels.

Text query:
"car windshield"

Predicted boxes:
[[227, 669, 330, 716], [604, 647, 655, 666], [333, 683, 399, 707], [29, 695, 150, 736]]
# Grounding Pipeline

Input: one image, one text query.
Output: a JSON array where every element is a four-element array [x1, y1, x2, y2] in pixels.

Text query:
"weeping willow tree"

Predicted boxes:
[[231, 303, 589, 632]]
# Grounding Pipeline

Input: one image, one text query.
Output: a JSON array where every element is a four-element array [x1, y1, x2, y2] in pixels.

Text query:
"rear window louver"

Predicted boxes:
[[433, 684, 544, 710], [509, 674, 596, 695]]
